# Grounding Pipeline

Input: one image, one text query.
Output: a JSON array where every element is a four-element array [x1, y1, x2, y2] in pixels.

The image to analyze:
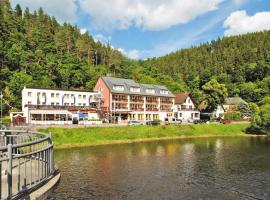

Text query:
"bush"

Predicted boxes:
[[224, 112, 241, 121]]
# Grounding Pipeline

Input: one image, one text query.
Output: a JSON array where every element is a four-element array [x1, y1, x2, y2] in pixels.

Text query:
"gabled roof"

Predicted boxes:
[[225, 97, 247, 105], [101, 76, 175, 97], [174, 92, 196, 105]]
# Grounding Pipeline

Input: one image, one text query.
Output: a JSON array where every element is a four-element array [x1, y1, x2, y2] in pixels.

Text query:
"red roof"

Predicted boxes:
[[174, 92, 196, 105]]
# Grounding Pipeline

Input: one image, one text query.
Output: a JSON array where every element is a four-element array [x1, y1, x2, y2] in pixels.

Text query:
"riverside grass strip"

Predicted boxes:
[[41, 124, 251, 149]]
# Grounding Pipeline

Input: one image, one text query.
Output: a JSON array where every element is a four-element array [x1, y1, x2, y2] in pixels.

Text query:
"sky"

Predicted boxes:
[[10, 0, 270, 60]]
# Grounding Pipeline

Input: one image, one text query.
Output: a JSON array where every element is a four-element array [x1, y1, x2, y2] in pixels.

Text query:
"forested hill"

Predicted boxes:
[[0, 0, 129, 110], [1, 0, 270, 113], [141, 31, 270, 104]]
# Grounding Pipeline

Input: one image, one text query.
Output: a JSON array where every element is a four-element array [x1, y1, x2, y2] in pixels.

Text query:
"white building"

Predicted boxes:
[[173, 93, 200, 122], [22, 87, 101, 125]]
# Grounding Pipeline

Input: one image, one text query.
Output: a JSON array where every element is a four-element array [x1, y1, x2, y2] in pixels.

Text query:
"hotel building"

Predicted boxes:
[[94, 77, 175, 122], [22, 87, 101, 125]]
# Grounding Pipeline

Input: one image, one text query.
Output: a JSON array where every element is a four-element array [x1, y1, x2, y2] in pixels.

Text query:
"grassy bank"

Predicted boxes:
[[40, 124, 252, 149]]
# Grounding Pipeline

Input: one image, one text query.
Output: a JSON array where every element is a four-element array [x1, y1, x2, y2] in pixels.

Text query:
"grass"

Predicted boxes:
[[40, 123, 252, 149]]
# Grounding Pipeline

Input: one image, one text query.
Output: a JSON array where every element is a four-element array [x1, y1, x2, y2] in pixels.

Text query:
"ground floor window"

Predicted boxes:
[[138, 114, 143, 120], [195, 113, 199, 118]]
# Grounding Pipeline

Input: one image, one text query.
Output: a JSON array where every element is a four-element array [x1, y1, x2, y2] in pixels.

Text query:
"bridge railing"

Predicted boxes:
[[0, 130, 54, 200]]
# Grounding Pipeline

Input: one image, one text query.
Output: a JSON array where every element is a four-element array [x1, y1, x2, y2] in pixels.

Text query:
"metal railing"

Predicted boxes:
[[0, 130, 54, 199]]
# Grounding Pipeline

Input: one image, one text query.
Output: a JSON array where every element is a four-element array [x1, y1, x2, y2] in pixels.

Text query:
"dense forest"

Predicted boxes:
[[0, 0, 270, 126]]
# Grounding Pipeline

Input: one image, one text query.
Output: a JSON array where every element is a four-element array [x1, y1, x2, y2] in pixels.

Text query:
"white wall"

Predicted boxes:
[[22, 87, 99, 109]]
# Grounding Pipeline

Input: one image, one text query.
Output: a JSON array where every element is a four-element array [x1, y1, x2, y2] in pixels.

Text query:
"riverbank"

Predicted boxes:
[[40, 123, 257, 149]]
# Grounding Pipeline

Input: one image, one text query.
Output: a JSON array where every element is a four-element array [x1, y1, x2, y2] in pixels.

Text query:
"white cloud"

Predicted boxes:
[[117, 48, 140, 59], [79, 0, 224, 31], [93, 34, 111, 44], [224, 10, 270, 36], [10, 0, 77, 23], [80, 28, 87, 34]]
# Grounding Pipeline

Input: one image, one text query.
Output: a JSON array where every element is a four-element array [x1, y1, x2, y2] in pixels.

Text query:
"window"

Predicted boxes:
[[83, 103, 86, 106], [51, 93, 55, 98], [27, 92, 32, 97], [65, 94, 70, 98], [83, 95, 86, 99], [130, 87, 140, 92], [78, 103, 81, 106], [42, 93, 46, 97], [71, 94, 74, 98], [146, 89, 155, 94], [56, 93, 59, 98], [113, 85, 124, 91], [71, 103, 74, 106], [28, 101, 32, 105], [78, 95, 82, 99], [160, 90, 169, 95], [179, 113, 182, 117], [188, 99, 191, 103], [56, 102, 59, 105], [51, 102, 55, 105]]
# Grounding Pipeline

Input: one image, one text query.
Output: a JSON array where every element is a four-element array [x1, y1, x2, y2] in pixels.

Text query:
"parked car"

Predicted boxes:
[[146, 121, 160, 126], [164, 118, 182, 125], [193, 119, 207, 124], [128, 121, 143, 126], [220, 119, 232, 124], [0, 124, 7, 130]]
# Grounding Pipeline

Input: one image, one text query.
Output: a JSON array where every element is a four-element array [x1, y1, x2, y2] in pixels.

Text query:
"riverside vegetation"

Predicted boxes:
[[42, 124, 250, 149]]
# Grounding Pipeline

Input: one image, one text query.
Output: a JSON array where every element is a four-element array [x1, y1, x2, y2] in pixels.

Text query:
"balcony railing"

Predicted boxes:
[[146, 108, 159, 111], [178, 108, 199, 111], [130, 108, 144, 111], [112, 99, 128, 102], [160, 101, 173, 104], [130, 99, 144, 103], [26, 104, 97, 110]]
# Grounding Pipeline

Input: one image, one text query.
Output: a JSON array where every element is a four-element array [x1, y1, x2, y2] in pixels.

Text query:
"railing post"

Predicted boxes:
[[0, 162, 2, 199], [7, 144, 13, 199], [49, 132, 54, 174]]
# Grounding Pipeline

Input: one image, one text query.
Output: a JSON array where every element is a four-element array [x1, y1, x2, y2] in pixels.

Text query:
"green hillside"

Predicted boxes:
[[0, 0, 269, 114]]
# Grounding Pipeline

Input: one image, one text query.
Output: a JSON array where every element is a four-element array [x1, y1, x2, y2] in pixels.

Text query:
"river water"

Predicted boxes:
[[47, 136, 270, 200]]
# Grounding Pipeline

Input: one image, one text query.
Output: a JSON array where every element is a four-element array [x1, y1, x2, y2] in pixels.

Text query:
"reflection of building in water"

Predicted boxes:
[[181, 143, 196, 175], [214, 139, 229, 174], [164, 143, 181, 156]]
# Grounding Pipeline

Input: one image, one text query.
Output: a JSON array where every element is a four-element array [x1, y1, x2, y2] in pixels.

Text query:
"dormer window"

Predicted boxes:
[[146, 89, 155, 94], [130, 87, 140, 92], [113, 85, 124, 91], [160, 90, 169, 95]]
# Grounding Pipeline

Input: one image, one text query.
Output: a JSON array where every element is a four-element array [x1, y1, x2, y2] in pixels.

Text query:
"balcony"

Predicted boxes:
[[130, 99, 144, 103], [146, 108, 158, 111], [26, 104, 97, 110], [178, 108, 198, 111], [160, 101, 173, 104], [130, 108, 144, 111]]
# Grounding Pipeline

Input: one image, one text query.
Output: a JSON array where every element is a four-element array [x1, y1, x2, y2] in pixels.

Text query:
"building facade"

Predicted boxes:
[[22, 87, 101, 125], [173, 93, 200, 122], [94, 77, 175, 122]]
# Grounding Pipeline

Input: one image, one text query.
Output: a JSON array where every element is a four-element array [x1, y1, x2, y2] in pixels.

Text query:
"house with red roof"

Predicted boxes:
[[173, 93, 200, 122]]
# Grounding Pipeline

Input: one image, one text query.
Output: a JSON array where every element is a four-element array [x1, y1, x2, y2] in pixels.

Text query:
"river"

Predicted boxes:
[[47, 136, 270, 200]]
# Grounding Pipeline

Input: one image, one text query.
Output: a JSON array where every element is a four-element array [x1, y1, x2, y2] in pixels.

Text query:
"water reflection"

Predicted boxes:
[[48, 136, 270, 200]]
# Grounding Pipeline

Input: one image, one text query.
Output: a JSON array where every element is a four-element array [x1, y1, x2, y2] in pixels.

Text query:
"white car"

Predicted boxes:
[[128, 121, 143, 126]]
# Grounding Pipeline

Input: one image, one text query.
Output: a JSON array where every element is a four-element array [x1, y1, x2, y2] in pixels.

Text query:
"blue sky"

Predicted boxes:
[[11, 0, 270, 59]]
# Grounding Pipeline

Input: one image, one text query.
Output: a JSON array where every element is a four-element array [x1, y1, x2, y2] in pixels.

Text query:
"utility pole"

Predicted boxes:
[[0, 91, 3, 124]]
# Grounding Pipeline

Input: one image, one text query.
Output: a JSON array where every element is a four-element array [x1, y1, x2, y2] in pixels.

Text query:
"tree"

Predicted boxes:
[[239, 102, 251, 118], [202, 78, 228, 112], [259, 104, 270, 135]]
